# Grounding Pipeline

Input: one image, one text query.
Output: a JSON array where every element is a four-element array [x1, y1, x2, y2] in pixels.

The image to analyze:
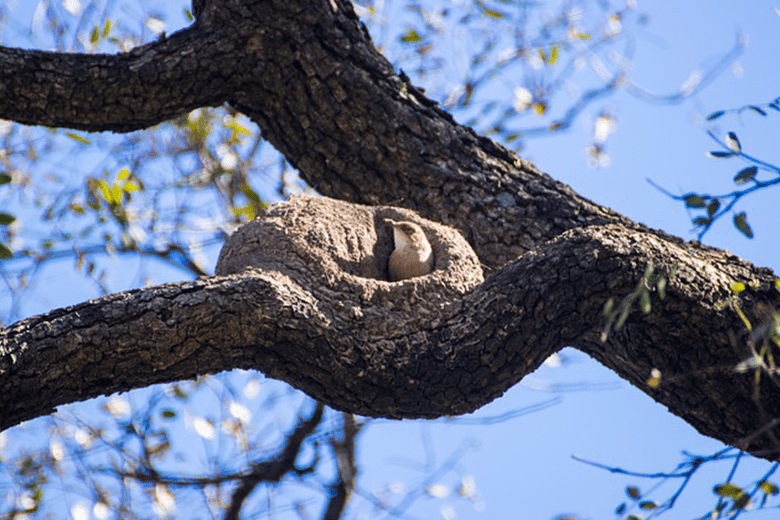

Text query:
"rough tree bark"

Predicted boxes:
[[1, 0, 779, 461]]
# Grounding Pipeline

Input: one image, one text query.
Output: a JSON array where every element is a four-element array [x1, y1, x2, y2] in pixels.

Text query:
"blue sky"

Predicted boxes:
[[2, 1, 780, 519]]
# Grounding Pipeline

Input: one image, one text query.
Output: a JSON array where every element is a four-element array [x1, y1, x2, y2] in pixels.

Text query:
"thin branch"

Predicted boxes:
[[650, 129, 780, 240], [321, 413, 361, 520], [624, 33, 745, 104], [223, 401, 325, 520]]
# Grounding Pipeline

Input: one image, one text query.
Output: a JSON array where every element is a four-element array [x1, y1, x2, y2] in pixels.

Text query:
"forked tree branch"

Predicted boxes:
[[2, 197, 778, 459], [0, 0, 779, 469]]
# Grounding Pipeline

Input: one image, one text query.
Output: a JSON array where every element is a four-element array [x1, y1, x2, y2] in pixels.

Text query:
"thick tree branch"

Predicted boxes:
[[2, 197, 778, 459], [0, 26, 239, 132]]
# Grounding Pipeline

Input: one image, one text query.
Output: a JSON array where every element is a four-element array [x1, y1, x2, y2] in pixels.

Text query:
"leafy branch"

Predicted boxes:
[[576, 447, 780, 520], [653, 96, 780, 240]]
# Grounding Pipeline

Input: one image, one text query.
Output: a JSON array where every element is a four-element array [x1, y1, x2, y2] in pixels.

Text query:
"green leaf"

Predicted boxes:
[[549, 45, 558, 65], [640, 290, 651, 314], [123, 180, 139, 193], [683, 194, 706, 208], [161, 409, 177, 419], [733, 166, 757, 185], [714, 483, 744, 498], [235, 204, 256, 221], [733, 212, 754, 238], [626, 486, 640, 499], [66, 132, 91, 144], [616, 302, 631, 330], [706, 110, 725, 121], [0, 173, 11, 185], [117, 168, 130, 181], [111, 183, 123, 205], [96, 179, 111, 201], [731, 282, 746, 294], [240, 183, 261, 202], [759, 480, 779, 495], [400, 29, 422, 43], [482, 7, 505, 18], [639, 501, 657, 510], [657, 277, 667, 299], [0, 243, 12, 259], [709, 150, 734, 158], [706, 199, 720, 217], [102, 19, 111, 38], [725, 131, 741, 152], [0, 212, 16, 225], [693, 217, 711, 227], [90, 25, 100, 44], [603, 298, 614, 316]]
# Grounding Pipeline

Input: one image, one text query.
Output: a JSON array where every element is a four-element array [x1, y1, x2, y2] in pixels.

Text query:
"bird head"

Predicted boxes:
[[384, 219, 427, 250]]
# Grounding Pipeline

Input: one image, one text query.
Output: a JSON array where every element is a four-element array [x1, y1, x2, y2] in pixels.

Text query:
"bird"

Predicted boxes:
[[385, 218, 434, 281]]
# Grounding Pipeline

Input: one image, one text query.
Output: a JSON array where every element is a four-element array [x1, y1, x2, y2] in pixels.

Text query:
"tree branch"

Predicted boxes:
[[2, 196, 778, 459], [0, 26, 237, 132], [322, 413, 359, 520], [224, 402, 325, 520]]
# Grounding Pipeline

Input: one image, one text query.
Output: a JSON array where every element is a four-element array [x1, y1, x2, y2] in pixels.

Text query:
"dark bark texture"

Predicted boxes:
[[1, 0, 780, 461]]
